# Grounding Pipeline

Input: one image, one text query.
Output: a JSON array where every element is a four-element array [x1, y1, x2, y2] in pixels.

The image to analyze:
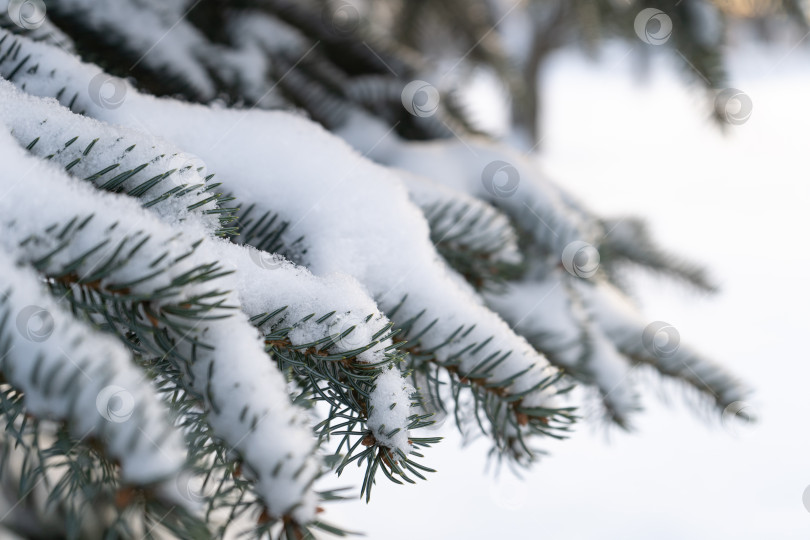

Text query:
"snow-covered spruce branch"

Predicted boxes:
[[227, 204, 307, 263], [225, 248, 438, 500], [336, 111, 749, 420], [387, 293, 575, 461], [0, 255, 187, 491], [401, 172, 524, 291], [577, 281, 748, 413], [42, 0, 218, 100], [0, 79, 435, 481], [0, 0, 74, 52], [0, 399, 205, 539], [337, 112, 597, 257], [0, 81, 235, 235], [598, 217, 718, 292], [342, 111, 719, 299], [0, 102, 434, 530], [485, 272, 641, 427], [0, 31, 575, 461], [35, 0, 394, 126], [341, 111, 719, 299], [0, 129, 324, 525], [0, 29, 748, 434], [0, 7, 755, 537]]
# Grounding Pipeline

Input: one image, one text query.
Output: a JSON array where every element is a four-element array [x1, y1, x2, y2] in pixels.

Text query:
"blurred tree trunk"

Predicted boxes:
[[511, 1, 568, 152]]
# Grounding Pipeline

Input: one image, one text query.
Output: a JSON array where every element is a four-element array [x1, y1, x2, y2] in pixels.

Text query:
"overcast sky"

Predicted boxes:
[[327, 36, 810, 539]]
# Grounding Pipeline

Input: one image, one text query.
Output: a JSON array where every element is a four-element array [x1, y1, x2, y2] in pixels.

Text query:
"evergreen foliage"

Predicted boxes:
[[0, 0, 789, 538]]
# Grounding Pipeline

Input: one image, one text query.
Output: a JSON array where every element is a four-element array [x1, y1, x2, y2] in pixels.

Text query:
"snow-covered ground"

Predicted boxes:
[[329, 40, 810, 539]]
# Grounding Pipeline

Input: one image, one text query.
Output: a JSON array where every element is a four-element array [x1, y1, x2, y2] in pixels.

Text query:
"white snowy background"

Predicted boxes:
[[328, 38, 810, 539]]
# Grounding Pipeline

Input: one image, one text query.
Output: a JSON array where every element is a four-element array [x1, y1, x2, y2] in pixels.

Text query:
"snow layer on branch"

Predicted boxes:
[[220, 243, 415, 453], [0, 126, 321, 521], [0, 81, 220, 231], [485, 275, 585, 369], [137, 102, 558, 407], [584, 329, 641, 424], [0, 0, 74, 52], [48, 0, 216, 98], [0, 81, 419, 494], [0, 255, 187, 485], [337, 113, 729, 407], [400, 171, 523, 267], [0, 34, 563, 424], [485, 273, 639, 423], [209, 12, 306, 110], [337, 111, 601, 256], [230, 12, 306, 51], [0, 73, 418, 456]]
